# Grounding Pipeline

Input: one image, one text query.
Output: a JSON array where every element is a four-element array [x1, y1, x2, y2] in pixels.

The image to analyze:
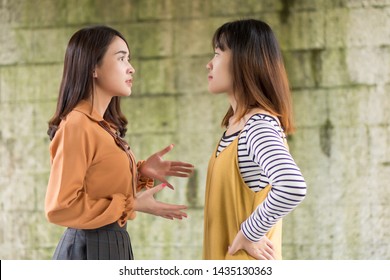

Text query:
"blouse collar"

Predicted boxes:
[[73, 100, 105, 123]]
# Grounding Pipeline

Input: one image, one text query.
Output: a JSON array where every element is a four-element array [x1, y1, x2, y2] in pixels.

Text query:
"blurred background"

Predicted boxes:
[[0, 0, 389, 260]]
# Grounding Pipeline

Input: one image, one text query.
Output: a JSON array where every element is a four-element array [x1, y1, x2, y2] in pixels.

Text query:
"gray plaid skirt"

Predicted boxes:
[[52, 222, 133, 260]]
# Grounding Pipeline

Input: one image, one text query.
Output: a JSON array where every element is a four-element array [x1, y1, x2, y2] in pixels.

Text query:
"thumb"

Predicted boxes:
[[158, 178, 174, 190], [151, 183, 167, 194], [228, 244, 238, 256], [228, 232, 242, 256], [156, 144, 174, 157]]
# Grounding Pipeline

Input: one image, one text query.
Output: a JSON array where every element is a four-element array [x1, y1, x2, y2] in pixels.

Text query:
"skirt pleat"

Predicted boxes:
[[107, 230, 118, 259], [122, 231, 131, 259], [116, 231, 125, 259], [98, 229, 109, 260], [52, 222, 133, 260], [53, 227, 87, 260]]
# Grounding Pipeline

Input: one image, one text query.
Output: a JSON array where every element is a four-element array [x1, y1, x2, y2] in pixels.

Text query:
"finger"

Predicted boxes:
[[170, 161, 194, 168], [169, 166, 195, 173], [264, 238, 274, 250], [257, 254, 268, 260], [248, 248, 268, 260], [262, 238, 275, 257], [255, 244, 275, 260], [259, 250, 275, 260], [161, 215, 174, 220], [167, 213, 185, 220], [157, 200, 188, 210], [156, 144, 174, 157], [161, 209, 187, 220], [157, 178, 174, 190], [175, 211, 188, 218], [152, 183, 174, 194], [264, 246, 275, 259], [149, 183, 165, 194], [165, 171, 193, 178], [162, 204, 188, 211]]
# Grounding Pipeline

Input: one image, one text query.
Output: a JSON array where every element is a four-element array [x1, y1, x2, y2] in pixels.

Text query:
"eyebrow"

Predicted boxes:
[[114, 50, 128, 55]]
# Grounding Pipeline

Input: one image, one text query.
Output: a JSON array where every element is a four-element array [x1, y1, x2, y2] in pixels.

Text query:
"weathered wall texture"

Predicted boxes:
[[0, 0, 389, 260]]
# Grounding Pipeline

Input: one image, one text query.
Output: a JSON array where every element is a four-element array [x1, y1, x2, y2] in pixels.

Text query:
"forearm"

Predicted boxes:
[[45, 192, 134, 229]]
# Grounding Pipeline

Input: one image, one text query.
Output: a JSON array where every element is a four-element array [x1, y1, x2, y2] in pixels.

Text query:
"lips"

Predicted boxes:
[[126, 79, 133, 85]]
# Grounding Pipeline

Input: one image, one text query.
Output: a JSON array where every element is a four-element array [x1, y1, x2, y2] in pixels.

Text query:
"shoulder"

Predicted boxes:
[[60, 109, 96, 131], [61, 100, 103, 128], [53, 109, 98, 144], [241, 114, 285, 140]]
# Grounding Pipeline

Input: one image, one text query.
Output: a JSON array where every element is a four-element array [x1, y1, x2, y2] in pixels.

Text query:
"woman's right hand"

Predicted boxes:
[[228, 230, 275, 260], [134, 183, 188, 220]]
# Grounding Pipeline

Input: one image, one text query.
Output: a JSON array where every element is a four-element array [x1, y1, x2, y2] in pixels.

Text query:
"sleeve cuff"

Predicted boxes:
[[136, 160, 154, 191], [118, 195, 136, 225], [240, 221, 262, 242]]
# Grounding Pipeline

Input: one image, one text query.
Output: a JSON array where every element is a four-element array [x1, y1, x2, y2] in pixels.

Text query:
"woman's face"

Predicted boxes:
[[206, 47, 233, 95], [94, 36, 135, 97]]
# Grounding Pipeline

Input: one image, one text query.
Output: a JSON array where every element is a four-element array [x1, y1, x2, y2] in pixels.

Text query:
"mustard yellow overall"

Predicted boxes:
[[203, 135, 284, 260]]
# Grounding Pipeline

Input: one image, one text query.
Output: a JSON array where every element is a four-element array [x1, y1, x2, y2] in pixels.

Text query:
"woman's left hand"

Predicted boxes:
[[139, 144, 194, 189], [135, 183, 188, 219]]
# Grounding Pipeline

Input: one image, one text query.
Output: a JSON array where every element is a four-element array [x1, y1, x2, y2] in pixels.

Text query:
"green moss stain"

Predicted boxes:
[[310, 49, 323, 87], [280, 0, 296, 24], [320, 118, 333, 157], [186, 168, 198, 208]]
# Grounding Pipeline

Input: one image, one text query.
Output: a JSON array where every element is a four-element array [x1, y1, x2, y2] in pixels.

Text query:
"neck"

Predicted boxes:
[[226, 93, 241, 128], [227, 92, 237, 113], [91, 90, 112, 117], [226, 92, 271, 129]]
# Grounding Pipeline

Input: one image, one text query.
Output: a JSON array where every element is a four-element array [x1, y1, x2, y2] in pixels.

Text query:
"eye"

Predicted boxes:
[[120, 56, 131, 62]]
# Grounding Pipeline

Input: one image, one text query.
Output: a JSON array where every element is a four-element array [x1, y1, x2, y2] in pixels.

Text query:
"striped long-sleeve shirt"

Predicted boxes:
[[216, 114, 307, 242]]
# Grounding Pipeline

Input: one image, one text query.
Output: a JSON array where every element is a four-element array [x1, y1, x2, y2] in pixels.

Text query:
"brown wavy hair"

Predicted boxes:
[[212, 19, 294, 134], [47, 25, 128, 140]]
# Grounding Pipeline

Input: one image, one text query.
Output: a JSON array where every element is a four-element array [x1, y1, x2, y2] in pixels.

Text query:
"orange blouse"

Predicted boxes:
[[45, 100, 152, 229]]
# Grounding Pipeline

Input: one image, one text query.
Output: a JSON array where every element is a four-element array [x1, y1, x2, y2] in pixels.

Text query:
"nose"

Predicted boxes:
[[206, 60, 212, 71], [127, 62, 135, 74]]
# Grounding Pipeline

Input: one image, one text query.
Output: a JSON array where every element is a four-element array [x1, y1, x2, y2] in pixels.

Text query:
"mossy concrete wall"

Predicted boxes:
[[0, 0, 389, 259]]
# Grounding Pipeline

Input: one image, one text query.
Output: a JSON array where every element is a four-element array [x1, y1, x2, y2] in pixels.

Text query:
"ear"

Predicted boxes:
[[93, 70, 98, 78]]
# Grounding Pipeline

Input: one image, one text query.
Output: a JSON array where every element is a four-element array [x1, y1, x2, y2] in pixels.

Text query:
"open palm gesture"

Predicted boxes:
[[139, 144, 194, 189]]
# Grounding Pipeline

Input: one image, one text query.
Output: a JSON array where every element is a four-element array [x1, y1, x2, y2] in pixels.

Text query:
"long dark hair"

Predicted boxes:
[[212, 19, 294, 134], [47, 25, 129, 140]]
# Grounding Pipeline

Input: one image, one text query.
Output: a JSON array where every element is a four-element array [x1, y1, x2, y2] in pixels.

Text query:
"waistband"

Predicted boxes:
[[95, 221, 127, 231], [71, 221, 127, 232]]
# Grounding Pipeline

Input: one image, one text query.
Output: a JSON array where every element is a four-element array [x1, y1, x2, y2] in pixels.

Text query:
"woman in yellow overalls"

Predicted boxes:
[[203, 19, 307, 260]]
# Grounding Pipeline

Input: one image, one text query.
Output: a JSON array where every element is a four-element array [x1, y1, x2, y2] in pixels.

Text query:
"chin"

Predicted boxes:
[[208, 87, 217, 94], [208, 89, 224, 95], [208, 86, 224, 94]]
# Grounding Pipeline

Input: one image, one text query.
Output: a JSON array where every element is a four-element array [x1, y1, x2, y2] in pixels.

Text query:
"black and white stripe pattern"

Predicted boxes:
[[216, 114, 307, 242]]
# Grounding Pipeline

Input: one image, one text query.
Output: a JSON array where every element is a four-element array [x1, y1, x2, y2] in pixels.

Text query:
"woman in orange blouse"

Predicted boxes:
[[45, 25, 194, 260]]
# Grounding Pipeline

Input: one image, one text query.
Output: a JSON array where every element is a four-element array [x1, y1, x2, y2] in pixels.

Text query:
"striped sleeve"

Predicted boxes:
[[240, 118, 307, 242]]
